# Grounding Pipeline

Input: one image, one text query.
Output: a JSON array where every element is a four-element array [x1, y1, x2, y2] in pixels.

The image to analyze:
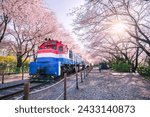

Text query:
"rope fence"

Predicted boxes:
[[17, 66, 93, 100]]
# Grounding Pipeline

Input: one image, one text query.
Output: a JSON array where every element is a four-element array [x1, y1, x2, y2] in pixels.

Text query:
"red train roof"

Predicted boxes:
[[38, 39, 68, 54]]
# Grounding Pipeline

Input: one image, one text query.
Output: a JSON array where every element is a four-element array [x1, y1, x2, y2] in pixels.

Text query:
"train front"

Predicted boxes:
[[29, 40, 61, 77]]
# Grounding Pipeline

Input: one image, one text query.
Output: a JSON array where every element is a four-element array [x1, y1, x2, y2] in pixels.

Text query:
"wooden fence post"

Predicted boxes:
[[2, 72, 4, 84], [64, 73, 67, 100], [86, 67, 89, 76], [85, 68, 87, 77], [81, 71, 83, 83], [75, 67, 79, 89], [23, 82, 30, 100], [84, 69, 86, 79], [22, 65, 24, 80]]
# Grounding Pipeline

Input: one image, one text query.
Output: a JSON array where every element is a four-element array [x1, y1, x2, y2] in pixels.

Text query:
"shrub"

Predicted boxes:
[[138, 65, 150, 77], [109, 58, 131, 72], [0, 56, 16, 65], [111, 61, 130, 72], [0, 56, 29, 74]]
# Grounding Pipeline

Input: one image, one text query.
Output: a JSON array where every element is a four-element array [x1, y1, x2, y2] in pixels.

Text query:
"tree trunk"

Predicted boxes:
[[131, 47, 139, 72], [0, 14, 9, 43], [32, 49, 36, 62], [131, 63, 136, 72], [17, 54, 22, 68], [134, 47, 139, 72]]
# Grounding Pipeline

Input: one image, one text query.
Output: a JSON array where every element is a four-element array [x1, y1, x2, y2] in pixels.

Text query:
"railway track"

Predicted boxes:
[[14, 73, 78, 100], [0, 68, 91, 100], [24, 69, 89, 100], [0, 81, 49, 100]]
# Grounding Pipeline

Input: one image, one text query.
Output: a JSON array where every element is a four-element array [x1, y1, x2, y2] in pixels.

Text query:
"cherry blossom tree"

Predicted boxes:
[[1, 0, 89, 68], [0, 0, 10, 43], [0, 0, 61, 67], [72, 0, 150, 68], [8, 8, 59, 67]]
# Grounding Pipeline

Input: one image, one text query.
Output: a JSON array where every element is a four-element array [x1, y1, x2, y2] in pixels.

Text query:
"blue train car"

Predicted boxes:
[[29, 39, 84, 77]]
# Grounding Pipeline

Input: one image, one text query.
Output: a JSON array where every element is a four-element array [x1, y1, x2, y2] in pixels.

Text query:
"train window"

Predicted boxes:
[[51, 45, 57, 50], [58, 46, 63, 52], [45, 45, 49, 49], [69, 50, 73, 59], [51, 41, 56, 45]]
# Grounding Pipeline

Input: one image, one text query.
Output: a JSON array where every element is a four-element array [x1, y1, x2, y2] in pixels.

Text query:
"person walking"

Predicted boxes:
[[99, 64, 101, 73]]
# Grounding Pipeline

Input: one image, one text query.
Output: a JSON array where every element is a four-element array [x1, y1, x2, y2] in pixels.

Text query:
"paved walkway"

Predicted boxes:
[[63, 67, 150, 100]]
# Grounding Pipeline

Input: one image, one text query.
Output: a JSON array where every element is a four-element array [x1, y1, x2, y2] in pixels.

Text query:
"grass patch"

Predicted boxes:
[[143, 76, 150, 81]]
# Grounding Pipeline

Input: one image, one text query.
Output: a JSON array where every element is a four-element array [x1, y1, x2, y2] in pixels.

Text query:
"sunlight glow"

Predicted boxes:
[[112, 22, 127, 33]]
